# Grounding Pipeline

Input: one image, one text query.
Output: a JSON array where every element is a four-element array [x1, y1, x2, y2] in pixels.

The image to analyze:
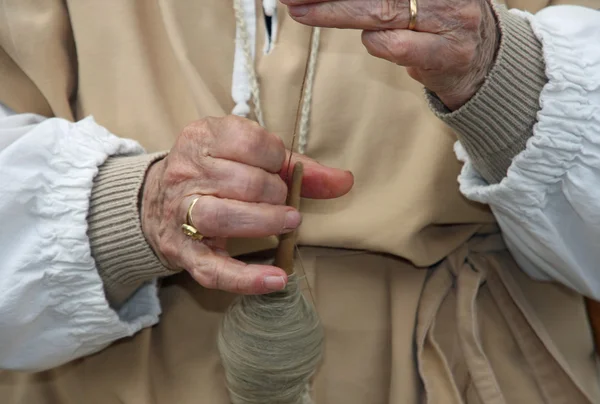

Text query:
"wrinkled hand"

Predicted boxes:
[[280, 0, 500, 110], [141, 116, 354, 294]]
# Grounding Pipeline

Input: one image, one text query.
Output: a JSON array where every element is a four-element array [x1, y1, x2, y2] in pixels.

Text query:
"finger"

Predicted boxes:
[[180, 242, 288, 294], [282, 0, 411, 30], [192, 157, 288, 205], [204, 116, 287, 173], [361, 29, 457, 70], [185, 195, 302, 238], [281, 151, 355, 199]]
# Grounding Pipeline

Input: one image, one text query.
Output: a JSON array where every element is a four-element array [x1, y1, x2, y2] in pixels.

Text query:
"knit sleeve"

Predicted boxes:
[[88, 152, 174, 308]]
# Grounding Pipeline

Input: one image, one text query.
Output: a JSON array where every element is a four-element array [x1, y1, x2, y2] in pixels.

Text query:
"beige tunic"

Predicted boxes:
[[0, 0, 598, 403]]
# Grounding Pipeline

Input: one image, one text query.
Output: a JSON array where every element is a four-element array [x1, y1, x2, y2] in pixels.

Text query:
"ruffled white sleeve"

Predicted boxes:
[[0, 111, 161, 371], [458, 6, 600, 299]]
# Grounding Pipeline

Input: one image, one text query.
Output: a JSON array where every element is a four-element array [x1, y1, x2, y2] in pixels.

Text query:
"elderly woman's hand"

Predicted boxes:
[[141, 116, 353, 294], [280, 0, 499, 110]]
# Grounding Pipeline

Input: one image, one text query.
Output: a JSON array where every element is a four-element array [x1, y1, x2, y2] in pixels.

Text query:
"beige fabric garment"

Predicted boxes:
[[0, 239, 598, 403], [0, 0, 599, 403]]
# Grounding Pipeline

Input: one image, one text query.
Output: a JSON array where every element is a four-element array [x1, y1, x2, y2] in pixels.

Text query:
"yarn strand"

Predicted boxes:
[[295, 244, 316, 307]]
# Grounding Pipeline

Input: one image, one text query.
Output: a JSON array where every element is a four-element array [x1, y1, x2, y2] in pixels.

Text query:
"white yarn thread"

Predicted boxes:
[[297, 28, 321, 155], [233, 0, 265, 127], [231, 0, 256, 119]]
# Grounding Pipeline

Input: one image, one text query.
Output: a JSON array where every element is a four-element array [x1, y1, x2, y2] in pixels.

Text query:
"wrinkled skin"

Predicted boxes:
[[280, 0, 500, 110], [141, 116, 354, 295]]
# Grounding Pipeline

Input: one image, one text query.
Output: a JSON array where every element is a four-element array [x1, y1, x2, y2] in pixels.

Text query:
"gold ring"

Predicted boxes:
[[181, 197, 204, 241], [408, 0, 418, 30]]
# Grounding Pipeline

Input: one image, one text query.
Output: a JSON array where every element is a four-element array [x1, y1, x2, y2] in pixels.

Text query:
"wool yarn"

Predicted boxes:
[[217, 275, 323, 404]]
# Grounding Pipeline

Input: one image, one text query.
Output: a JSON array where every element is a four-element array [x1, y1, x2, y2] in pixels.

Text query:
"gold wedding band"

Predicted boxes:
[[181, 197, 204, 241], [408, 0, 418, 30]]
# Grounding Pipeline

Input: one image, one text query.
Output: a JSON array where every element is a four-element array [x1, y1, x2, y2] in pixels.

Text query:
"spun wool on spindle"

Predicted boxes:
[[217, 275, 324, 404]]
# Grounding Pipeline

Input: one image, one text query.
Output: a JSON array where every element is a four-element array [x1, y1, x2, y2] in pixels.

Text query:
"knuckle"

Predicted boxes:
[[239, 126, 266, 157], [375, 0, 404, 24], [179, 119, 213, 157], [222, 114, 242, 126], [224, 114, 252, 139], [406, 67, 422, 82], [179, 124, 196, 141], [182, 119, 209, 141], [456, 43, 477, 66], [162, 160, 194, 187], [273, 133, 286, 150], [362, 35, 383, 57], [364, 45, 377, 57], [455, 5, 482, 32], [271, 135, 287, 169], [387, 34, 413, 63], [362, 31, 389, 58]]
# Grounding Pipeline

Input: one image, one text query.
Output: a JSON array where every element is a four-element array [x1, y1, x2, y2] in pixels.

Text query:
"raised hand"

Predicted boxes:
[[280, 0, 499, 110]]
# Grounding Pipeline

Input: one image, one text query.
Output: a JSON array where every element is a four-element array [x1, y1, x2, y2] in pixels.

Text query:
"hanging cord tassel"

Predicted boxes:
[[297, 28, 321, 155], [231, 0, 255, 118], [233, 0, 265, 127], [262, 0, 279, 54], [262, 0, 277, 17]]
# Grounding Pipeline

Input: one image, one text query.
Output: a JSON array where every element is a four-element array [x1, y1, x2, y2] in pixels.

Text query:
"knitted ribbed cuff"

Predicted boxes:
[[88, 152, 171, 308], [428, 6, 547, 184]]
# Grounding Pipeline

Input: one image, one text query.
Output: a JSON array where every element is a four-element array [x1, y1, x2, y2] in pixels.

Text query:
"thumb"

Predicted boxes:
[[280, 152, 354, 200]]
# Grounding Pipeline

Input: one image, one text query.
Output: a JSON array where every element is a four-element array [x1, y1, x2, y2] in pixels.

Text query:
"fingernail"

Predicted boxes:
[[284, 210, 301, 231], [289, 5, 309, 17], [264, 276, 286, 291]]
